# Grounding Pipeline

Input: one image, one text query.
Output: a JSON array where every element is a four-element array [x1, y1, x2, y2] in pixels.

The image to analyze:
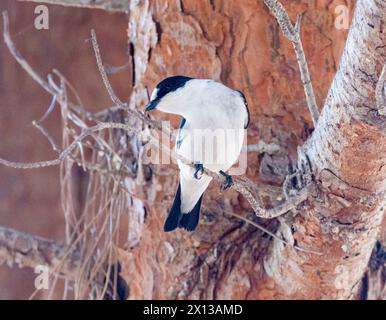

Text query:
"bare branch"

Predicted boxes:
[[227, 212, 321, 255], [18, 0, 130, 12], [376, 63, 386, 115], [89, 29, 164, 133], [0, 226, 79, 279], [2, 11, 53, 95], [230, 176, 311, 219], [90, 29, 124, 107], [0, 122, 139, 169], [3, 11, 107, 123], [242, 141, 281, 155], [0, 155, 61, 169], [264, 0, 319, 126]]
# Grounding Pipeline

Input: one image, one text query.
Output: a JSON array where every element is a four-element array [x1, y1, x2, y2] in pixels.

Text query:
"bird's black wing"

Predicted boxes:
[[237, 90, 250, 129]]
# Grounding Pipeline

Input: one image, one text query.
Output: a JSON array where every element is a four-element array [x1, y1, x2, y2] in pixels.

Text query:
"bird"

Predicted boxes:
[[145, 76, 249, 232]]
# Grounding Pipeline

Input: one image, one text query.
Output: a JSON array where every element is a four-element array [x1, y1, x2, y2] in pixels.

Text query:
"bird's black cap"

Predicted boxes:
[[145, 75, 193, 111]]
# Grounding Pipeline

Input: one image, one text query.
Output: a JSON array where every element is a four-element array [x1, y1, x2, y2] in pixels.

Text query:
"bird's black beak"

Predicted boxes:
[[145, 100, 158, 112]]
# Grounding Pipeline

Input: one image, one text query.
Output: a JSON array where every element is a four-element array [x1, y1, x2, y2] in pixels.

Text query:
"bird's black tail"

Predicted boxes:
[[163, 183, 203, 232]]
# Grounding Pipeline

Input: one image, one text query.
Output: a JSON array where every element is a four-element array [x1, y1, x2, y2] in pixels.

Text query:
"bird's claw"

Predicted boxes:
[[219, 170, 233, 191], [194, 163, 204, 180]]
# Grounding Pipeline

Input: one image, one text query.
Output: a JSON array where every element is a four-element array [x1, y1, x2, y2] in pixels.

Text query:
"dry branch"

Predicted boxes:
[[242, 141, 281, 155], [2, 11, 52, 95], [90, 29, 164, 133], [227, 212, 321, 255], [18, 0, 130, 12], [0, 122, 141, 169], [264, 0, 319, 126], [0, 226, 79, 279]]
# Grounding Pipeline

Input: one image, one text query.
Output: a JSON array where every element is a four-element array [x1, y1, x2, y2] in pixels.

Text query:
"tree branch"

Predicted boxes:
[[264, 0, 319, 126], [227, 211, 321, 255], [18, 0, 130, 12], [90, 29, 164, 133], [0, 122, 142, 169], [0, 226, 79, 279], [2, 11, 52, 95], [242, 141, 281, 155]]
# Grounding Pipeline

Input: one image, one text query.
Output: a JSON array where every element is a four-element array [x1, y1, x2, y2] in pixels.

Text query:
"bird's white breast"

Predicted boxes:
[[176, 80, 247, 173]]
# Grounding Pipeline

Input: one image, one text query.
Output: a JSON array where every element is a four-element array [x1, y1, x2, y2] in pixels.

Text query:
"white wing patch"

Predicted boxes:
[[150, 87, 159, 101]]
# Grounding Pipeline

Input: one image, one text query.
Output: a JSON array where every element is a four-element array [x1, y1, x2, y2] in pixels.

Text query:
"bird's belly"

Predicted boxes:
[[176, 127, 244, 172]]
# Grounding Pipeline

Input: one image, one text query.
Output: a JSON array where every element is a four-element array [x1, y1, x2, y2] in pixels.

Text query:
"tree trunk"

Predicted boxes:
[[114, 0, 386, 299], [259, 0, 386, 299]]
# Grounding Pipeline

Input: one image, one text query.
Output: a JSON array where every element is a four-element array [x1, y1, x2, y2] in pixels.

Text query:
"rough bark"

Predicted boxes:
[[117, 0, 386, 300]]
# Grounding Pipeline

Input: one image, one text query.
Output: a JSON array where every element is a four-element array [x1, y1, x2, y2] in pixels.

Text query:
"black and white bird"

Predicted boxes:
[[145, 76, 249, 232]]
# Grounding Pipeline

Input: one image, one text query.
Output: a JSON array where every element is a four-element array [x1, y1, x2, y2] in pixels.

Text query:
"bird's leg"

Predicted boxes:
[[194, 163, 204, 180], [219, 170, 233, 191]]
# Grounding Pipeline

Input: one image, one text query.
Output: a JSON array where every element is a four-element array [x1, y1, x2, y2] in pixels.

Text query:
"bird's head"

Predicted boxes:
[[145, 75, 193, 115]]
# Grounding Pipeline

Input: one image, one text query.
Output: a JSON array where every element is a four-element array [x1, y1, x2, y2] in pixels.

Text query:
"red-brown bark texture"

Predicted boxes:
[[119, 0, 385, 299]]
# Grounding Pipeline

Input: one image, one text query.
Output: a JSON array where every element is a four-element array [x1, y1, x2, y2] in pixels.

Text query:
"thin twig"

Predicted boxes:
[[33, 120, 61, 153], [3, 10, 90, 119], [35, 119, 127, 176], [2, 11, 53, 94], [242, 141, 281, 154], [264, 0, 319, 126], [0, 122, 136, 169], [227, 212, 321, 255], [90, 30, 124, 107], [90, 29, 166, 133]]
